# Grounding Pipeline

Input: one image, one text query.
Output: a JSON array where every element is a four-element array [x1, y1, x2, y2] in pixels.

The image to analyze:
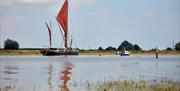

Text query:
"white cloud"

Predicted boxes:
[[0, 0, 98, 6], [71, 0, 97, 5], [87, 9, 111, 17], [19, 0, 53, 5], [0, 0, 54, 6]]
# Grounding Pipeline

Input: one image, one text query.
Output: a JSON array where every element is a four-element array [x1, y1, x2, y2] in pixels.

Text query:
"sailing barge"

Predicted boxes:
[[41, 0, 79, 56]]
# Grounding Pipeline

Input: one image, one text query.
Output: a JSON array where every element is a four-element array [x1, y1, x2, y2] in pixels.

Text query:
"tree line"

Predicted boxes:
[[98, 40, 142, 51], [98, 40, 180, 51], [2, 39, 180, 51]]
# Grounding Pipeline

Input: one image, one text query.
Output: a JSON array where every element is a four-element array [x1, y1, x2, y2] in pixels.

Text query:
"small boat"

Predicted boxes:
[[41, 0, 79, 56], [116, 50, 130, 56], [120, 50, 130, 56]]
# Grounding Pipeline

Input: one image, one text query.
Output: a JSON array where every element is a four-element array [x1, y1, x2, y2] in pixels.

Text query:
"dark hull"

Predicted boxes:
[[40, 49, 79, 56], [120, 54, 130, 56]]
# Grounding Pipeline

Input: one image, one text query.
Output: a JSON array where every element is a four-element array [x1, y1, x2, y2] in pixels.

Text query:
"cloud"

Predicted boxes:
[[0, 0, 98, 7], [0, 0, 54, 6], [87, 9, 109, 16], [19, 0, 53, 5], [71, 0, 97, 5]]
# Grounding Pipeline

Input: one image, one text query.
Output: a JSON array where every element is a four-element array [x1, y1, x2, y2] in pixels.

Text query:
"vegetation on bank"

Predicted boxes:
[[3, 39, 19, 50], [83, 80, 180, 91], [1, 80, 180, 91], [98, 40, 180, 51], [0, 39, 180, 55], [175, 42, 180, 50], [0, 50, 41, 55], [80, 50, 180, 55], [0, 49, 180, 55]]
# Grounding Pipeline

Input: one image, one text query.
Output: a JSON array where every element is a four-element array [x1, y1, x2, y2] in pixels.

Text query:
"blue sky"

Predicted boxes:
[[0, 0, 179, 50]]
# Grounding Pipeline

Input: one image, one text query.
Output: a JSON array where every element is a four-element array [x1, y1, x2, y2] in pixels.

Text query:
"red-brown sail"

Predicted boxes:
[[45, 23, 52, 48], [57, 0, 68, 49]]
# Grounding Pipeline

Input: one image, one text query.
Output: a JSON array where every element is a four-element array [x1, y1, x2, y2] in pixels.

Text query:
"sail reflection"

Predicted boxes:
[[59, 61, 73, 91]]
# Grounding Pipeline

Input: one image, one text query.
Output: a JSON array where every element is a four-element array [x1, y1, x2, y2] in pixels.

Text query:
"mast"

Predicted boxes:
[[45, 22, 52, 48], [57, 0, 68, 49], [70, 36, 73, 48], [172, 39, 175, 50]]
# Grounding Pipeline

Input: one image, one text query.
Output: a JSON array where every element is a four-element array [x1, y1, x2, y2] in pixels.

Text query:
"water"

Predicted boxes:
[[0, 55, 180, 91]]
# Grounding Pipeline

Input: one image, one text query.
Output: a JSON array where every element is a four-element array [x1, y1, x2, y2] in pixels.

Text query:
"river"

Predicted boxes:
[[0, 55, 180, 91]]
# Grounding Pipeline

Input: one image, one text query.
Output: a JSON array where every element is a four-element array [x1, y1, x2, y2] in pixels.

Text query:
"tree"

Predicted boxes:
[[166, 47, 173, 51], [105, 46, 116, 51], [133, 44, 141, 50], [98, 47, 103, 50], [117, 40, 134, 50], [4, 39, 19, 50], [175, 42, 180, 51]]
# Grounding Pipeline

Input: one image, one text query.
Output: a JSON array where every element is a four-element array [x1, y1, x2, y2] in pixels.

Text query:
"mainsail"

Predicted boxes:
[[57, 0, 68, 49], [45, 23, 52, 48]]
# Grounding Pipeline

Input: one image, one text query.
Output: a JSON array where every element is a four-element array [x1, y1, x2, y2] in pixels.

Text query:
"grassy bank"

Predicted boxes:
[[80, 50, 116, 55], [0, 50, 41, 55], [0, 49, 180, 55], [80, 50, 180, 55], [130, 50, 180, 55], [83, 80, 180, 91]]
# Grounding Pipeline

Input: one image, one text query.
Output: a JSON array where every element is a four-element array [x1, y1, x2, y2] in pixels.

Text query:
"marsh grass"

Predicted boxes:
[[1, 80, 180, 91], [96, 80, 179, 91], [82, 80, 180, 91]]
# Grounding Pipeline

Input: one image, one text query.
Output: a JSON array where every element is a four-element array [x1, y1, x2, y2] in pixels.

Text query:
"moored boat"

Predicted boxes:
[[116, 50, 130, 56], [41, 0, 79, 56], [120, 50, 130, 56]]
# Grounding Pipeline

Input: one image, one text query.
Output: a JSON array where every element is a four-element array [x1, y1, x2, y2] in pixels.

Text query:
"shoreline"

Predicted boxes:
[[0, 50, 180, 56]]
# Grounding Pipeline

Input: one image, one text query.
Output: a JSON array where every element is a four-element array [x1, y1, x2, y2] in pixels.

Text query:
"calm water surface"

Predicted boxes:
[[0, 55, 180, 91]]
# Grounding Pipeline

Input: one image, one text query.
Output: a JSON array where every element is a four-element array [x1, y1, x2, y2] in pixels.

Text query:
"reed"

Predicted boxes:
[[86, 80, 180, 91], [1, 79, 180, 91]]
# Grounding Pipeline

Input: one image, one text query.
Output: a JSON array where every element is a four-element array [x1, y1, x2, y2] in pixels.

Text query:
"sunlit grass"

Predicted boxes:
[[0, 49, 179, 55], [83, 80, 180, 91], [0, 50, 40, 55]]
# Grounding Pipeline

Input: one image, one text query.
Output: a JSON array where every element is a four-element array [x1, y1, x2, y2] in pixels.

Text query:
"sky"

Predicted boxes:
[[0, 0, 180, 50]]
